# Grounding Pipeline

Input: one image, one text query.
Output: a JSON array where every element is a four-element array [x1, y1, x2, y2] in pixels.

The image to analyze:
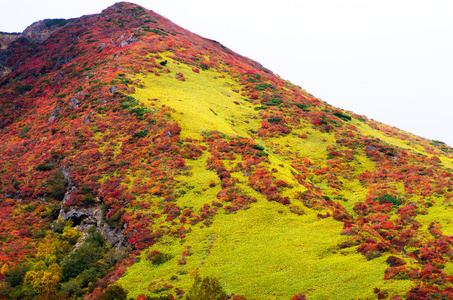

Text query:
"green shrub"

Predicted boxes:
[[294, 103, 309, 111], [8, 285, 36, 300], [375, 194, 402, 207], [147, 250, 173, 265], [37, 164, 53, 171], [263, 98, 282, 106], [146, 296, 172, 300], [120, 95, 139, 109], [253, 144, 265, 151], [256, 151, 268, 158], [0, 281, 12, 297], [184, 275, 227, 300], [81, 192, 96, 205], [106, 209, 124, 229], [267, 117, 282, 123], [46, 170, 67, 201], [60, 278, 84, 298], [133, 129, 149, 138], [5, 263, 30, 287], [43, 18, 68, 27], [61, 229, 107, 281], [51, 218, 66, 233], [100, 285, 128, 300], [333, 112, 352, 121], [18, 84, 33, 94], [255, 83, 272, 90]]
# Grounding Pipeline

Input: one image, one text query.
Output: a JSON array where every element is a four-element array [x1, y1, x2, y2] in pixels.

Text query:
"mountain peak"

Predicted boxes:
[[1, 3, 453, 300]]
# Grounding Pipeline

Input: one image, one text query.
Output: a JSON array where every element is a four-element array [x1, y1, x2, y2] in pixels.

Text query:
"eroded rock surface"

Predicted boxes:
[[0, 19, 68, 77]]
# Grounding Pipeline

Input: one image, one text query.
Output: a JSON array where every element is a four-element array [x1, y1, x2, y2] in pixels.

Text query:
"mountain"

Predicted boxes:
[[1, 2, 453, 299]]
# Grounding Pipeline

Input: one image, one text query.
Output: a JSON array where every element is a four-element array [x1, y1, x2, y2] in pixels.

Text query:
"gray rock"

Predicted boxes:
[[68, 97, 79, 108], [59, 200, 126, 248], [53, 71, 66, 82], [0, 19, 68, 77], [48, 105, 61, 122]]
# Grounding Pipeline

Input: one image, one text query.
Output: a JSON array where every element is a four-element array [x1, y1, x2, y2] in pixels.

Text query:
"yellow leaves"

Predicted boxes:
[[35, 235, 57, 262], [62, 226, 81, 244], [48, 263, 62, 279], [0, 263, 9, 275], [24, 263, 61, 298]]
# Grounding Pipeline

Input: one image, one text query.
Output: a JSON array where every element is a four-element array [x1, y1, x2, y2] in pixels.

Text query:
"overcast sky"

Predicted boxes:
[[1, 1, 453, 146]]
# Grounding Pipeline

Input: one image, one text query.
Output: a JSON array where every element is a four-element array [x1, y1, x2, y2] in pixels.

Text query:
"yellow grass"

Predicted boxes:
[[132, 55, 260, 140]]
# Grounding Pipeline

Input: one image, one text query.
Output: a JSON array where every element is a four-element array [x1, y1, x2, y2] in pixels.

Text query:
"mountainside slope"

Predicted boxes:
[[1, 2, 453, 299]]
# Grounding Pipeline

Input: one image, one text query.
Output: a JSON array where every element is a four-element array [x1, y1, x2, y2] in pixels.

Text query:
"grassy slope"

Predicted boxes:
[[3, 4, 453, 299], [120, 198, 411, 299], [118, 57, 415, 299], [132, 54, 259, 140]]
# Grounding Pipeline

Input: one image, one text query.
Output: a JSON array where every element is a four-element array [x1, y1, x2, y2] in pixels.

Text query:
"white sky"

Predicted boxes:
[[1, 1, 453, 146]]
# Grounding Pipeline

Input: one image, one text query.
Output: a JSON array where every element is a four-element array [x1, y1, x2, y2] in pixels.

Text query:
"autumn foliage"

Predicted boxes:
[[1, 2, 453, 299]]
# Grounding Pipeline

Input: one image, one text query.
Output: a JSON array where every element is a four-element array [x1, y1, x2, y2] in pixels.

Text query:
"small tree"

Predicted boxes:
[[184, 275, 227, 300]]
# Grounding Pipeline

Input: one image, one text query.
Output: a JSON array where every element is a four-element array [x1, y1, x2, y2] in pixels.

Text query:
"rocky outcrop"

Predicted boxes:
[[22, 19, 67, 44], [59, 202, 126, 248], [0, 19, 68, 78], [48, 105, 61, 122], [0, 32, 19, 50], [0, 33, 18, 77], [58, 174, 126, 248]]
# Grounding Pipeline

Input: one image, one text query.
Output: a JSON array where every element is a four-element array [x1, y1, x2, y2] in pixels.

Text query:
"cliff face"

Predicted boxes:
[[0, 33, 18, 76], [0, 19, 68, 77], [0, 32, 19, 50]]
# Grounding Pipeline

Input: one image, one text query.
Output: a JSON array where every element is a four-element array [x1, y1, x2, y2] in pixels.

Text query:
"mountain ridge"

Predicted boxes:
[[1, 2, 453, 299]]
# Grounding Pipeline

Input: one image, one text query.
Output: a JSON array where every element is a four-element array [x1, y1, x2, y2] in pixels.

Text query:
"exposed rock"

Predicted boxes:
[[100, 222, 126, 249], [12, 102, 22, 111], [58, 170, 126, 248], [119, 30, 140, 48], [0, 19, 68, 77], [60, 167, 72, 185], [68, 97, 79, 108], [59, 200, 126, 248], [120, 40, 129, 47], [0, 32, 19, 51], [60, 205, 100, 228], [53, 71, 66, 82], [109, 85, 118, 93], [0, 33, 17, 77], [53, 55, 75, 71], [22, 19, 67, 44], [48, 105, 61, 122]]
